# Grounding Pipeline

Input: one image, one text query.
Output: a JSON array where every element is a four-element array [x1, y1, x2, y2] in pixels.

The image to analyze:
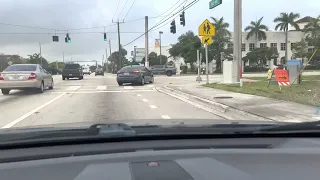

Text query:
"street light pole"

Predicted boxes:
[[159, 31, 163, 65]]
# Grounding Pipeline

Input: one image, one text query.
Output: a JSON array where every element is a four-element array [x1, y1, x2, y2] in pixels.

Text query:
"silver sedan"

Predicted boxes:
[[0, 64, 54, 95]]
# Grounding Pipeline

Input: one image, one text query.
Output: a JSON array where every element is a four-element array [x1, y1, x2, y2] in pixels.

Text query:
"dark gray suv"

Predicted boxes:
[[95, 68, 104, 76]]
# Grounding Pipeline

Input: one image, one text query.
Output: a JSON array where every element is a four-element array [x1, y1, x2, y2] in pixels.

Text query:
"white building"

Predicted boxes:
[[228, 16, 315, 65]]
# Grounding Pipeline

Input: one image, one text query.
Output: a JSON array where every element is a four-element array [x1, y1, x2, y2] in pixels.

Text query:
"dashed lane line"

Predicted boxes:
[[149, 105, 157, 109], [96, 86, 107, 90], [142, 99, 149, 102], [161, 115, 171, 119], [137, 94, 142, 97], [66, 86, 81, 91], [124, 86, 134, 89]]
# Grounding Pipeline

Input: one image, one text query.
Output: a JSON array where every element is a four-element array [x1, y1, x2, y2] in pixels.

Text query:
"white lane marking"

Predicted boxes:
[[161, 115, 171, 119], [96, 86, 107, 90], [2, 93, 66, 128], [124, 86, 134, 89], [66, 86, 81, 90], [281, 119, 302, 123], [137, 94, 142, 97], [149, 105, 157, 109], [313, 116, 320, 120], [146, 85, 155, 88], [51, 89, 156, 93], [142, 99, 148, 102]]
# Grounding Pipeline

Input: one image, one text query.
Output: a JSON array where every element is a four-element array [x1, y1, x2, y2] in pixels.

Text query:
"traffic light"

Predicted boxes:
[[65, 33, 71, 43], [104, 33, 107, 41], [170, 20, 176, 34], [180, 11, 185, 26]]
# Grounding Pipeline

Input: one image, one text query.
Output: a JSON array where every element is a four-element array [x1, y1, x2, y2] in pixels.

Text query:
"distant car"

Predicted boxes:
[[150, 65, 176, 76], [116, 66, 154, 86], [0, 64, 54, 95], [82, 66, 91, 75], [62, 63, 83, 80], [95, 68, 104, 76]]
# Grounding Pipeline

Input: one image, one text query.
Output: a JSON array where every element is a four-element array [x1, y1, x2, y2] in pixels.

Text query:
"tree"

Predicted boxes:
[[48, 62, 65, 69], [274, 12, 300, 62], [209, 17, 232, 72], [304, 15, 320, 46], [242, 47, 279, 71], [168, 31, 202, 64], [0, 54, 25, 71], [141, 52, 168, 66], [107, 45, 128, 73], [292, 39, 308, 59], [244, 17, 269, 47], [26, 53, 49, 69]]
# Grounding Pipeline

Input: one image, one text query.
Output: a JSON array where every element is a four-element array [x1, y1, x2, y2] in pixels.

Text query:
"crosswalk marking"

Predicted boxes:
[[66, 86, 81, 90], [124, 86, 134, 89], [96, 86, 107, 90]]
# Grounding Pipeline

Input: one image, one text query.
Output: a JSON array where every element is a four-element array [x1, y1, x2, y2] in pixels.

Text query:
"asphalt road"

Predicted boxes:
[[0, 74, 225, 129]]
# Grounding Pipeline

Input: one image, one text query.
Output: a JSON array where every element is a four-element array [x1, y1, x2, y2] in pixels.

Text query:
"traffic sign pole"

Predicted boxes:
[[205, 45, 209, 84]]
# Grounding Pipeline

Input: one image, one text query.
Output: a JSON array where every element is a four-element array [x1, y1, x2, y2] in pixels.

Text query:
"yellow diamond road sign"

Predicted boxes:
[[198, 19, 215, 37], [202, 36, 213, 45]]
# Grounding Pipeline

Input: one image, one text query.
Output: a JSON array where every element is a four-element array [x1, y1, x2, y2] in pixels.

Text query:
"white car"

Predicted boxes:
[[82, 66, 91, 75]]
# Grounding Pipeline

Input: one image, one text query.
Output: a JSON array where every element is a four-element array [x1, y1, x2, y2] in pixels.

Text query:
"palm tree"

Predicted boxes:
[[210, 17, 231, 71], [304, 15, 320, 46], [244, 17, 269, 48], [274, 12, 300, 63], [210, 17, 231, 37]]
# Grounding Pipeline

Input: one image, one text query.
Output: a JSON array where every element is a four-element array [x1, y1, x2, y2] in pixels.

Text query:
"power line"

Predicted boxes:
[[123, 0, 198, 47], [156, 0, 182, 18], [123, 0, 136, 21], [151, 1, 189, 32], [118, 0, 130, 20], [0, 31, 145, 35], [0, 22, 56, 31], [112, 0, 121, 22]]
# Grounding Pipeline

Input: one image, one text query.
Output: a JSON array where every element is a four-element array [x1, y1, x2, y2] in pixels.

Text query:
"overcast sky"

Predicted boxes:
[[0, 0, 319, 64]]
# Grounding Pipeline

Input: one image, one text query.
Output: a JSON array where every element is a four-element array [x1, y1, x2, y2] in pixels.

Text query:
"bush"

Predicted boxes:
[[180, 66, 188, 74], [244, 66, 269, 72], [304, 65, 320, 70]]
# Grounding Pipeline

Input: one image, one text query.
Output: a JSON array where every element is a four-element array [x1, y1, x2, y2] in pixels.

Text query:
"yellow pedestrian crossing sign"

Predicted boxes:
[[198, 19, 215, 37], [202, 36, 213, 45]]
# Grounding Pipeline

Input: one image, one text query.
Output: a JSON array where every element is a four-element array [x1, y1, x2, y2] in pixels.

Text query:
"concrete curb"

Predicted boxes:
[[160, 85, 274, 121]]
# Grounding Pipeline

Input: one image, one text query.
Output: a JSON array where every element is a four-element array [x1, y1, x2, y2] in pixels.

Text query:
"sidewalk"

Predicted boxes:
[[166, 83, 319, 123]]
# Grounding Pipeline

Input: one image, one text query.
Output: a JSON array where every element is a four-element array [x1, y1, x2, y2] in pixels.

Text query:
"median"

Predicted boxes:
[[203, 75, 320, 106]]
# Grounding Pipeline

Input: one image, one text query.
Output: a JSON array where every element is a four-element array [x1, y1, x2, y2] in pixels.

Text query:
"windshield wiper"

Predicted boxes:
[[0, 123, 136, 142], [255, 120, 320, 133]]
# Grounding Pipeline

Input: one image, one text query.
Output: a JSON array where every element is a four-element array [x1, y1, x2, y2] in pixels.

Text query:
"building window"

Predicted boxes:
[[308, 48, 314, 53], [291, 43, 296, 50], [249, 43, 255, 51], [270, 43, 277, 48], [281, 43, 286, 51], [241, 43, 246, 51], [260, 43, 267, 48], [227, 43, 233, 49], [308, 41, 313, 46]]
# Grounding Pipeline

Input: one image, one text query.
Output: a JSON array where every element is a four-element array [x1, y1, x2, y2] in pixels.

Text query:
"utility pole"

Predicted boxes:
[[62, 52, 64, 63], [109, 40, 112, 58], [145, 16, 149, 67], [159, 31, 163, 65], [39, 43, 42, 66], [234, 0, 242, 83], [117, 21, 121, 70], [134, 46, 137, 62]]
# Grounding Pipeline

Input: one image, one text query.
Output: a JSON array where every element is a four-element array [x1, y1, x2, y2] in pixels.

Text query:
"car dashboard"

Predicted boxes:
[[0, 137, 320, 180]]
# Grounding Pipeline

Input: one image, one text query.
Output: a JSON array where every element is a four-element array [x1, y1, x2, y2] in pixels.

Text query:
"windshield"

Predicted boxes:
[[4, 65, 37, 71], [0, 0, 319, 139]]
